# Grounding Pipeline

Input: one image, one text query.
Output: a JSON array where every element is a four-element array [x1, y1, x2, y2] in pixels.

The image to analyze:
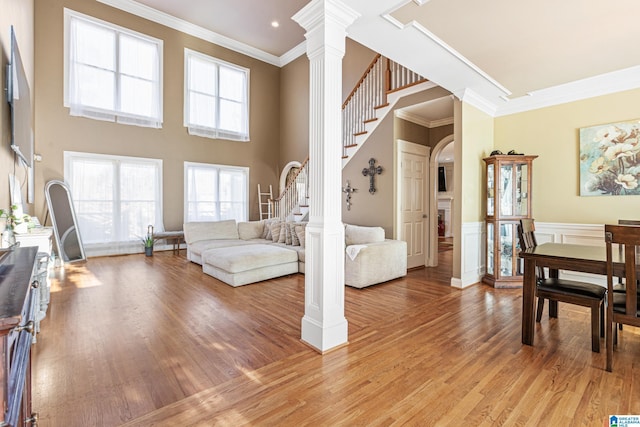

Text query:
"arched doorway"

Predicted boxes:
[[427, 134, 454, 267], [279, 161, 302, 194]]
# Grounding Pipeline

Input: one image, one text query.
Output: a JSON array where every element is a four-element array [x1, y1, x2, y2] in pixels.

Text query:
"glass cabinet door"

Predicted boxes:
[[499, 223, 513, 277], [500, 164, 513, 216], [487, 164, 494, 216], [515, 163, 528, 216], [487, 222, 494, 275]]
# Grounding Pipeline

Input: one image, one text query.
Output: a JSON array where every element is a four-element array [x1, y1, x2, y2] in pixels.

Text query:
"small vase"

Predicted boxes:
[[1, 230, 12, 248], [145, 246, 153, 257]]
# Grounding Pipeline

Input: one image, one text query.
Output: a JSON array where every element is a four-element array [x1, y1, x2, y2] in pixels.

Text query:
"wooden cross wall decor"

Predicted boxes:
[[362, 158, 383, 194]]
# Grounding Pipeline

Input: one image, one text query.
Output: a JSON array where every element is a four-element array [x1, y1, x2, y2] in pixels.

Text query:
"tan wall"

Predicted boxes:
[[429, 124, 454, 146], [34, 0, 281, 228], [341, 86, 452, 236], [279, 55, 309, 172], [279, 38, 377, 178], [341, 39, 376, 103], [495, 88, 640, 224], [395, 118, 428, 144], [0, 0, 34, 212], [460, 102, 493, 223]]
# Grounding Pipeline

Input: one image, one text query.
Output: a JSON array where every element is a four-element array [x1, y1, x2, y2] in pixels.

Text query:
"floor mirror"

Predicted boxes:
[[45, 180, 86, 263]]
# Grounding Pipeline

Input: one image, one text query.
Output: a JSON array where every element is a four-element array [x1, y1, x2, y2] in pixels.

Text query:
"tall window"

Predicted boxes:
[[184, 49, 250, 141], [64, 152, 163, 247], [64, 9, 163, 128], [184, 162, 248, 222]]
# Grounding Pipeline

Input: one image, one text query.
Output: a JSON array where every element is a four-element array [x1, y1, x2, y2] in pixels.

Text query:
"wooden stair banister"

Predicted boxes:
[[342, 55, 428, 159], [271, 157, 309, 221]]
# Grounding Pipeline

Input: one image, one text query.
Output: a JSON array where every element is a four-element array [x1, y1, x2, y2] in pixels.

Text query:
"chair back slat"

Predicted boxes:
[[605, 224, 640, 321], [517, 218, 544, 279]]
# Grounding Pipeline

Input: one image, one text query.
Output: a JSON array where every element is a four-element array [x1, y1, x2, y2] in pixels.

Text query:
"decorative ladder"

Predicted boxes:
[[257, 184, 273, 220], [342, 55, 428, 161], [271, 158, 309, 222]]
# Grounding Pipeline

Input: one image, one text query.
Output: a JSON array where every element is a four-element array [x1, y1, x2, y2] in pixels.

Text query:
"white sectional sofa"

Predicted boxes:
[[183, 219, 406, 288], [343, 224, 407, 288]]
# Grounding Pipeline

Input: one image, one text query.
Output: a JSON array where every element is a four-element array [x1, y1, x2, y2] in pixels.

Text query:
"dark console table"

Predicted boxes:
[[0, 246, 39, 426]]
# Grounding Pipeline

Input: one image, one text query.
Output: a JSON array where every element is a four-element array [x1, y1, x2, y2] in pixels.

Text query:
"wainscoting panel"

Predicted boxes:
[[534, 222, 606, 285], [458, 222, 609, 288], [455, 221, 485, 288]]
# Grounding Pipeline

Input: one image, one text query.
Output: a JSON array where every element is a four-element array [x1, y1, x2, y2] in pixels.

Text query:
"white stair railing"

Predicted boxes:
[[272, 157, 309, 222], [342, 56, 427, 158]]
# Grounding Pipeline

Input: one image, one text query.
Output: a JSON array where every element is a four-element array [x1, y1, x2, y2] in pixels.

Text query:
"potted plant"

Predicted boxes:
[[0, 205, 30, 247], [141, 224, 156, 256], [0, 208, 10, 248]]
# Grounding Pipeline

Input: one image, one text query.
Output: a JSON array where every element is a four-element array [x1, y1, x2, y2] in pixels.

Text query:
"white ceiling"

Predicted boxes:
[[100, 0, 640, 117], [133, 0, 308, 56]]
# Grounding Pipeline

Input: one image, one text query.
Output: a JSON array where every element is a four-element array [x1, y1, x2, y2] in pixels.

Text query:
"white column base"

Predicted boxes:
[[301, 315, 348, 352]]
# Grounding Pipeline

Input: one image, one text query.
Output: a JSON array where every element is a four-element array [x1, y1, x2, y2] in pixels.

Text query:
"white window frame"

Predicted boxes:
[[63, 8, 163, 128], [184, 49, 250, 141], [64, 151, 164, 255], [184, 162, 249, 223]]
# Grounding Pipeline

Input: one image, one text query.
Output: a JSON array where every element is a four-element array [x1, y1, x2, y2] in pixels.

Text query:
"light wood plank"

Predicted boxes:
[[30, 249, 640, 426]]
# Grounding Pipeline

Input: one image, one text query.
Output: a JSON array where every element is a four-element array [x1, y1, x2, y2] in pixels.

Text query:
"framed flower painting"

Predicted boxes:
[[579, 119, 640, 196]]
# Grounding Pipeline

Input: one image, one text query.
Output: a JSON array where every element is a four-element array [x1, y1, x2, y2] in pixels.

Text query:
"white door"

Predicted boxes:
[[397, 141, 430, 269]]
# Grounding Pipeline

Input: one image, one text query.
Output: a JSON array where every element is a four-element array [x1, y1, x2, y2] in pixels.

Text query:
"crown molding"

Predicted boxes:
[[453, 88, 497, 117], [395, 110, 453, 128], [381, 9, 510, 99], [97, 0, 282, 66], [494, 65, 640, 117], [279, 41, 307, 67]]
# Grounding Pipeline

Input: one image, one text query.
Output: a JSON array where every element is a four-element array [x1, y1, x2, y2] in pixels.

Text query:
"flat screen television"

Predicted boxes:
[[6, 26, 33, 168]]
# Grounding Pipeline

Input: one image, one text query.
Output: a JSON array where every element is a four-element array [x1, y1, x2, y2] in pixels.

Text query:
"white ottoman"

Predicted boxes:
[[202, 244, 298, 287]]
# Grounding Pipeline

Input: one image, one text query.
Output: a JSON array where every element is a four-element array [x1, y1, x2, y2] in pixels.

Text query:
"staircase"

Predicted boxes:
[[272, 56, 428, 219], [271, 157, 309, 222], [342, 55, 429, 166]]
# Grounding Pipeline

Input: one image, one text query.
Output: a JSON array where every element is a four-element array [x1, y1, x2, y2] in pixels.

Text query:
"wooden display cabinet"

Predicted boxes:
[[482, 155, 537, 288]]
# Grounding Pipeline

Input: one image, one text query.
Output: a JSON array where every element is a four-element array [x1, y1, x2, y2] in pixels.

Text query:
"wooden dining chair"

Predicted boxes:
[[613, 220, 640, 334], [605, 224, 640, 372], [517, 218, 606, 352]]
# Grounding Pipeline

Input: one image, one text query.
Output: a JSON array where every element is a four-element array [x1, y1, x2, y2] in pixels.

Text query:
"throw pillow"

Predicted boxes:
[[277, 222, 287, 243], [285, 222, 294, 245], [269, 222, 282, 242], [295, 224, 306, 248], [290, 223, 300, 246]]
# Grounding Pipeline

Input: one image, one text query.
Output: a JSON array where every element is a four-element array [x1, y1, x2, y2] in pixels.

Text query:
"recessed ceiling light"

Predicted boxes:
[[271, 21, 279, 28]]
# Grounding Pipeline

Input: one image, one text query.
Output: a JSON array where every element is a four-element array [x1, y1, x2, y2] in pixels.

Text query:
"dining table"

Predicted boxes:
[[519, 242, 626, 346]]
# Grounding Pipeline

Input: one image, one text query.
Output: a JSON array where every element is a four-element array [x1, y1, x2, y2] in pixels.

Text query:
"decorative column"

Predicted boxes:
[[293, 0, 359, 352]]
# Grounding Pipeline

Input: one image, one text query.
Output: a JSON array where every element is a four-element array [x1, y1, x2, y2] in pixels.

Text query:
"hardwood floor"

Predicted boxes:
[[32, 248, 640, 426]]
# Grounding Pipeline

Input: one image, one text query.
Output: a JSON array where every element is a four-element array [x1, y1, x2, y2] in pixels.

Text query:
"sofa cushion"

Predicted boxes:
[[202, 244, 298, 274], [184, 220, 238, 244], [345, 224, 385, 246], [189, 239, 253, 257], [238, 221, 264, 240]]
